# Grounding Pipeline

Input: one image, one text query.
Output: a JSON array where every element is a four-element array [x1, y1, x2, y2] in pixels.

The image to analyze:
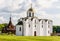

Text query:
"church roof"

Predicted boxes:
[[28, 4, 33, 11], [39, 19, 52, 22], [6, 16, 15, 31], [2, 16, 15, 34], [17, 21, 23, 25], [28, 8, 33, 11], [7, 17, 14, 28]]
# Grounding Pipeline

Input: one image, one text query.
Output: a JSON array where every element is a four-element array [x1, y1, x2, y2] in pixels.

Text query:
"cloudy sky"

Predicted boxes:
[[0, 0, 60, 25]]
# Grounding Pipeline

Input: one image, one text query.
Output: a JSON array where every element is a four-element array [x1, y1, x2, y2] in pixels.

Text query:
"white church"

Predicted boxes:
[[16, 5, 53, 36]]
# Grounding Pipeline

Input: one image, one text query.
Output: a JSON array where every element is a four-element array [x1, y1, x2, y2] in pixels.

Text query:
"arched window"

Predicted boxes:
[[42, 25, 43, 28], [29, 24, 30, 28], [45, 20, 47, 22], [19, 27, 21, 31], [35, 20, 36, 27], [29, 12, 31, 17], [35, 20, 36, 23], [48, 21, 50, 24], [35, 25, 36, 27], [42, 21, 43, 24], [48, 31, 50, 34]]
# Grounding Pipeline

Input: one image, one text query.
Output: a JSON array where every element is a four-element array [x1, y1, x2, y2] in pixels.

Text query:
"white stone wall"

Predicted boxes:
[[39, 20, 44, 36], [43, 20, 46, 36], [46, 20, 49, 36], [16, 17, 53, 36], [16, 25, 23, 36], [49, 21, 53, 34], [24, 19, 29, 36]]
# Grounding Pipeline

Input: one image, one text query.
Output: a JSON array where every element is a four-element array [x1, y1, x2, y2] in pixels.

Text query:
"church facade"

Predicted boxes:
[[16, 6, 53, 36]]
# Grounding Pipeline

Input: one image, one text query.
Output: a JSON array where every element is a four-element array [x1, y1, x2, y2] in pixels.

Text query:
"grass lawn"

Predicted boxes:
[[0, 35, 60, 41]]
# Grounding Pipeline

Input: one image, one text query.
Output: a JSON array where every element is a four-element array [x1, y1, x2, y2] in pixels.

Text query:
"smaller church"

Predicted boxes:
[[2, 15, 15, 34], [16, 5, 53, 36]]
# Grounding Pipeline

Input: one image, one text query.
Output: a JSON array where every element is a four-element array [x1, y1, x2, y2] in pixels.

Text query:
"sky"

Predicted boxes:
[[0, 0, 60, 25]]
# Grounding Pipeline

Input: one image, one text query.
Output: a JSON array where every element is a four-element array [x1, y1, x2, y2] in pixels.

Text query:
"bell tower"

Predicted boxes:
[[27, 4, 34, 17]]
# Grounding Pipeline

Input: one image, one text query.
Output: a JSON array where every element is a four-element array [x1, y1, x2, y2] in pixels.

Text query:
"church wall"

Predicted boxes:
[[32, 18, 40, 36], [35, 19, 40, 36], [16, 19, 53, 36], [31, 19, 35, 36], [24, 19, 33, 36], [50, 22, 53, 35], [44, 20, 49, 36], [43, 20, 51, 36], [38, 19, 53, 36], [48, 21, 51, 36], [26, 19, 32, 36], [16, 25, 23, 36], [45, 20, 51, 36], [43, 20, 46, 36], [39, 20, 44, 36], [24, 20, 29, 36], [49, 21, 53, 34], [29, 20, 33, 36]]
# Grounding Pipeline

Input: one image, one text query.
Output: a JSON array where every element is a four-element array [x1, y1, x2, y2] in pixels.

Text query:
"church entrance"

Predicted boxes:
[[34, 31, 36, 36]]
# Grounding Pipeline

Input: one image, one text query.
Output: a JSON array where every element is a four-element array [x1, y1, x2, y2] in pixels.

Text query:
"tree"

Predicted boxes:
[[53, 26, 57, 33], [0, 23, 7, 31]]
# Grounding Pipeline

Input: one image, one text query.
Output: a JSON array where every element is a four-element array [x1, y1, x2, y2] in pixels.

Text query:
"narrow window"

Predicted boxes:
[[48, 21, 49, 24], [19, 27, 21, 31], [35, 20, 36, 27], [42, 21, 43, 28], [29, 24, 30, 28], [42, 25, 43, 28], [35, 25, 36, 27], [45, 20, 47, 22], [35, 20, 36, 23], [29, 12, 31, 17], [48, 31, 49, 34], [42, 21, 43, 24]]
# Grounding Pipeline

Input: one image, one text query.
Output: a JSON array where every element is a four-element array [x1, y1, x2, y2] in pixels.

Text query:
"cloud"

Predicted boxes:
[[0, 0, 6, 8], [0, 7, 26, 13], [11, 11, 26, 25], [0, 0, 60, 25], [32, 0, 58, 8], [52, 0, 60, 8], [41, 8, 60, 14], [0, 16, 8, 24]]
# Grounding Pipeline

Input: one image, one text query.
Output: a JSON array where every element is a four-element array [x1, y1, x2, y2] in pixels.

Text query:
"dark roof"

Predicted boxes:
[[28, 8, 33, 11], [7, 16, 14, 28], [17, 21, 23, 25]]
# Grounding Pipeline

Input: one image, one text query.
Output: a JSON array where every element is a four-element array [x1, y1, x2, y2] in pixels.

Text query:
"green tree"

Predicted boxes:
[[0, 23, 7, 31], [53, 26, 57, 33]]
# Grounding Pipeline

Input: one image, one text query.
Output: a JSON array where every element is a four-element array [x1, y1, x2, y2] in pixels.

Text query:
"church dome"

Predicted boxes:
[[28, 8, 33, 11], [28, 4, 34, 12]]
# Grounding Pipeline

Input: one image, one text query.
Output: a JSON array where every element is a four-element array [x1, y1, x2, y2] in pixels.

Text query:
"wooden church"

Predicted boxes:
[[2, 15, 16, 34]]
